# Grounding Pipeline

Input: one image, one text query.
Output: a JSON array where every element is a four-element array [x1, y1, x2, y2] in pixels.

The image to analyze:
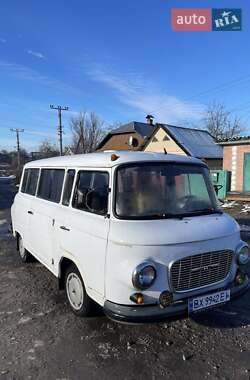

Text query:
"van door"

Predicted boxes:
[[16, 168, 40, 251], [28, 169, 65, 269], [59, 170, 110, 299], [244, 153, 250, 192]]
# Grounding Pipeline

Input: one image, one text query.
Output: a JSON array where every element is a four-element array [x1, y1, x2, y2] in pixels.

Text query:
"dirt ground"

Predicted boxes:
[[1, 179, 250, 380]]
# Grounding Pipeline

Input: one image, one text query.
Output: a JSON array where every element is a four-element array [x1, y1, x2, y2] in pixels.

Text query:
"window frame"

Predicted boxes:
[[62, 169, 76, 207], [72, 169, 110, 216], [21, 168, 40, 196], [20, 169, 29, 194], [37, 168, 65, 204]]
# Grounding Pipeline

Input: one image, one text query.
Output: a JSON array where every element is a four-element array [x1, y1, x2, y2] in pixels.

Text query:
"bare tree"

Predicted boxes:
[[38, 140, 59, 158], [203, 102, 244, 140], [70, 112, 106, 154]]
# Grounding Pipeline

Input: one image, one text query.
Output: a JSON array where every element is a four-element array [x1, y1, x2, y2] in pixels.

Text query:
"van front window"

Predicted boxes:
[[115, 163, 220, 219]]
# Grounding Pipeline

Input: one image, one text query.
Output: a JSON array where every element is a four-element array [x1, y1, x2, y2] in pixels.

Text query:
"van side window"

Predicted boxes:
[[21, 169, 29, 193], [73, 171, 109, 215], [38, 169, 65, 203], [62, 170, 75, 206], [21, 168, 40, 196]]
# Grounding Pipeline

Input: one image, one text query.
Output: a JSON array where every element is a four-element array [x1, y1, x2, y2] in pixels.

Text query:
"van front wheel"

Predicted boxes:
[[65, 264, 93, 317]]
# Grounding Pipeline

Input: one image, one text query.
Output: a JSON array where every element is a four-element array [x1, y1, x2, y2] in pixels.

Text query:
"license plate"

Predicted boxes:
[[188, 289, 230, 313]]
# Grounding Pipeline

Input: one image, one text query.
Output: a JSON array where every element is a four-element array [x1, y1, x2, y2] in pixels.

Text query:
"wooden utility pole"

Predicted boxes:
[[50, 105, 69, 155], [10, 128, 24, 172]]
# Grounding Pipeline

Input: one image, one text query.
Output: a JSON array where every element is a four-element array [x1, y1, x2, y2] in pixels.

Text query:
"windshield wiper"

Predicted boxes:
[[146, 213, 184, 220], [132, 209, 222, 220], [180, 208, 223, 216]]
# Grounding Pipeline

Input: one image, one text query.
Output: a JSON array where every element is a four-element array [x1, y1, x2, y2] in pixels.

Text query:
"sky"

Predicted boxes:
[[0, 0, 250, 151]]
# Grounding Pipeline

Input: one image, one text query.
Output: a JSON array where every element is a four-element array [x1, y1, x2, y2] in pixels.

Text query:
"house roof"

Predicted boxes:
[[159, 124, 223, 159], [97, 121, 156, 150], [97, 120, 223, 159], [109, 121, 156, 138], [218, 135, 250, 145]]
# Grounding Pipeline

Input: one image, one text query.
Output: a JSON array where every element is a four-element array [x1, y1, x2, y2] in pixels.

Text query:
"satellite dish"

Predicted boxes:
[[128, 136, 139, 147]]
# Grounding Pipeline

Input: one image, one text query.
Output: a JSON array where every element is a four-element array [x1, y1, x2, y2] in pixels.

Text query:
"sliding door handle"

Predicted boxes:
[[60, 226, 70, 231], [28, 211, 34, 215]]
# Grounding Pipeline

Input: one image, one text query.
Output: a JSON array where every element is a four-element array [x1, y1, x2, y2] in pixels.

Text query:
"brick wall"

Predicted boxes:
[[223, 143, 250, 192]]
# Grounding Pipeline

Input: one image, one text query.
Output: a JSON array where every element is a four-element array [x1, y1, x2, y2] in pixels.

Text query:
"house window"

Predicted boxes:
[[163, 135, 170, 141], [152, 137, 158, 142]]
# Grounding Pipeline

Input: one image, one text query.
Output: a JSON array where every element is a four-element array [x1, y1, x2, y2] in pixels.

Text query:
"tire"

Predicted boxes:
[[18, 235, 31, 263], [65, 264, 94, 317]]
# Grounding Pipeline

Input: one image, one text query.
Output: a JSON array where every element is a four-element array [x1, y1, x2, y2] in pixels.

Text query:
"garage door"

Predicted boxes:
[[243, 153, 250, 192]]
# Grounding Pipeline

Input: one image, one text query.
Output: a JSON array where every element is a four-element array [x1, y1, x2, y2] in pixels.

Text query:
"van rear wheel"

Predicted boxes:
[[18, 235, 31, 263], [65, 264, 93, 317]]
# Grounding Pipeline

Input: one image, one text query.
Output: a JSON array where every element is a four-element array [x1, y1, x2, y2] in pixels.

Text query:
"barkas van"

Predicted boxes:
[[11, 151, 250, 323]]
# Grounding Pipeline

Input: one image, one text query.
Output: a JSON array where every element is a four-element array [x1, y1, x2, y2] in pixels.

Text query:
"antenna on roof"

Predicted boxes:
[[164, 148, 167, 154]]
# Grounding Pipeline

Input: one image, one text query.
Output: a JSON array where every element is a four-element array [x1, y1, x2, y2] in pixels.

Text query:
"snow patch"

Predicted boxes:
[[240, 225, 250, 233], [221, 201, 238, 209], [34, 340, 44, 348], [240, 205, 250, 214], [18, 316, 32, 324]]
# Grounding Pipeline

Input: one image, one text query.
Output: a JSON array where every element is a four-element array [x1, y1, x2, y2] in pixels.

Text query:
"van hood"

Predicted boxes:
[[109, 213, 240, 246]]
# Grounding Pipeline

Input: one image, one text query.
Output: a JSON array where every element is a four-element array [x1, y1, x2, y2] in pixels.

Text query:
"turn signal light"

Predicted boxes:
[[130, 293, 144, 304], [111, 153, 120, 161], [235, 270, 246, 285]]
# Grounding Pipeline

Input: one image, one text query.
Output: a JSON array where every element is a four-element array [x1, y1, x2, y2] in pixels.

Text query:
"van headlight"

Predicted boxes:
[[237, 243, 250, 265], [132, 262, 156, 290]]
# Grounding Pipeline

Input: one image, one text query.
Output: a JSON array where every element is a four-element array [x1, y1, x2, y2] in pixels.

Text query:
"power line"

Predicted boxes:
[[10, 128, 24, 172], [50, 104, 69, 155], [148, 72, 250, 118]]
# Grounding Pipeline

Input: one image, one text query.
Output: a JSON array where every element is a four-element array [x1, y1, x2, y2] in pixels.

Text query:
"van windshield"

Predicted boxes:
[[115, 163, 220, 219]]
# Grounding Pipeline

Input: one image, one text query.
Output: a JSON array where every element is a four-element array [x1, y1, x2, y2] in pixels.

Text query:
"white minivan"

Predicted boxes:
[[11, 151, 250, 323]]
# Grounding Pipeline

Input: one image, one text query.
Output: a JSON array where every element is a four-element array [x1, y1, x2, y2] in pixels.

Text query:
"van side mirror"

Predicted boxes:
[[213, 184, 223, 191], [85, 187, 109, 215], [213, 184, 223, 195]]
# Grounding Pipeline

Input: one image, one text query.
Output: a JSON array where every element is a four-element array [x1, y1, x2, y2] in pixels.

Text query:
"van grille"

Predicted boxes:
[[170, 250, 233, 292]]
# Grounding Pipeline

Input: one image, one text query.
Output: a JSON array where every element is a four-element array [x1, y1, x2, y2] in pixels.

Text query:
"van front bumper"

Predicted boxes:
[[104, 275, 250, 324]]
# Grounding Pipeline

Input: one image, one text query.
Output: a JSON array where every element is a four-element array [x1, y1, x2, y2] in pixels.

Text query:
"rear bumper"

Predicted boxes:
[[104, 275, 250, 324]]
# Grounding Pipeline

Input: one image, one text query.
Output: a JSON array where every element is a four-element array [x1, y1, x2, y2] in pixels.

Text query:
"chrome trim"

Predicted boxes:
[[132, 261, 156, 290], [168, 250, 234, 293], [236, 242, 250, 265]]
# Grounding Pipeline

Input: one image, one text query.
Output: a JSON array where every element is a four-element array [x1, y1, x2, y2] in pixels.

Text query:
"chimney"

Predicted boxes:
[[146, 114, 154, 125]]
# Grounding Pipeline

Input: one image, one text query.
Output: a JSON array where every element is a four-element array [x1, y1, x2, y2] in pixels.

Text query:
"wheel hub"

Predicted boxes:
[[66, 273, 84, 311]]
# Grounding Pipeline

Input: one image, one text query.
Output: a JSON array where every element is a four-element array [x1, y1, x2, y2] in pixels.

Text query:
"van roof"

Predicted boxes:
[[25, 151, 204, 169]]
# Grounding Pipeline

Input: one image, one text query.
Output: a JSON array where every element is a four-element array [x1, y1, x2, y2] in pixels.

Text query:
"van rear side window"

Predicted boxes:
[[37, 169, 65, 203], [21, 168, 40, 196], [62, 169, 75, 206]]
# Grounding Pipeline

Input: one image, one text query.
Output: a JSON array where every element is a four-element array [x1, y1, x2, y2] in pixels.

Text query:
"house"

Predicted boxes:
[[144, 124, 223, 169], [97, 117, 157, 152], [97, 117, 223, 170], [219, 135, 250, 200]]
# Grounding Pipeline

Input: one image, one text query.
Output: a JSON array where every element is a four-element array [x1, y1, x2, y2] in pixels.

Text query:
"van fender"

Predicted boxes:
[[14, 229, 21, 248], [58, 252, 87, 290], [58, 252, 104, 306]]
